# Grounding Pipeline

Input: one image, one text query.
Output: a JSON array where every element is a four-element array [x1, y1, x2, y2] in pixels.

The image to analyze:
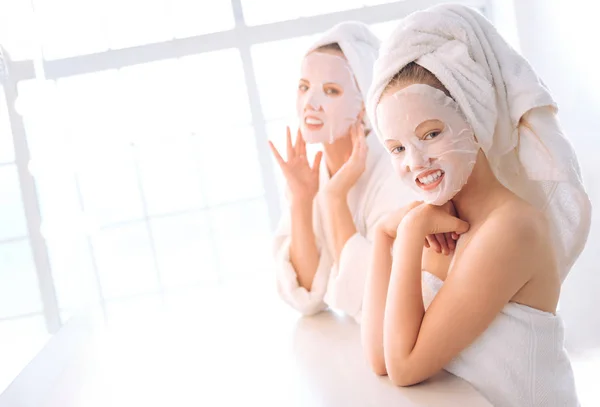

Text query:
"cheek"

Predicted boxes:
[[391, 156, 409, 176]]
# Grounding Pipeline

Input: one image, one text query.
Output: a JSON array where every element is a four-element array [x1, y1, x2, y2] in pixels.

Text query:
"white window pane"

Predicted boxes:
[[76, 146, 144, 227], [252, 36, 313, 121], [199, 126, 264, 206], [170, 0, 234, 39], [0, 0, 37, 61], [0, 165, 28, 240], [106, 0, 172, 50], [0, 315, 49, 393], [177, 50, 252, 129], [92, 223, 159, 299], [116, 60, 181, 141], [370, 19, 402, 41], [0, 86, 15, 163], [0, 240, 42, 318], [47, 236, 99, 311], [136, 138, 205, 216], [54, 71, 122, 147], [151, 211, 219, 288], [242, 0, 368, 26], [33, 0, 109, 60], [210, 198, 272, 280]]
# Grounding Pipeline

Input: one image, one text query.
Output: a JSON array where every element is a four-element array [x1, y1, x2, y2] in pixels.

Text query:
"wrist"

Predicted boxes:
[[397, 213, 427, 239], [325, 188, 348, 205], [325, 185, 349, 201], [291, 197, 313, 213]]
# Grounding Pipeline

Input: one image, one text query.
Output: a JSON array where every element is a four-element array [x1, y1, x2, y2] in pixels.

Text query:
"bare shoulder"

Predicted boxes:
[[483, 197, 550, 242]]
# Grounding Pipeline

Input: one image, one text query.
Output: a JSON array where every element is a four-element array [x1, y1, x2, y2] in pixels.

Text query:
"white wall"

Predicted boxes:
[[507, 0, 600, 352]]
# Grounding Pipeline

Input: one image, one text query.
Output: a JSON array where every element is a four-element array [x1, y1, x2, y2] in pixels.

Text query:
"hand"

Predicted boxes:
[[423, 201, 461, 255], [325, 122, 368, 198], [269, 127, 323, 203], [377, 201, 423, 239], [401, 203, 470, 240]]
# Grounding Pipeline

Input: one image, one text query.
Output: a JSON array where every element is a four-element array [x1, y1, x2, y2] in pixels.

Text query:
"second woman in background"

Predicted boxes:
[[269, 22, 413, 322]]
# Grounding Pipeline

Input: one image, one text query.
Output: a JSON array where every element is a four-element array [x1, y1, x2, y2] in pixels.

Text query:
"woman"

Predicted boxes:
[[270, 22, 411, 323], [361, 5, 591, 406]]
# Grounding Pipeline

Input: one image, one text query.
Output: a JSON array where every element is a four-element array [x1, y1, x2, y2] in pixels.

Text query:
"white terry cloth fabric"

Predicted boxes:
[[306, 21, 381, 130], [274, 135, 410, 323], [367, 4, 592, 281], [422, 271, 580, 407]]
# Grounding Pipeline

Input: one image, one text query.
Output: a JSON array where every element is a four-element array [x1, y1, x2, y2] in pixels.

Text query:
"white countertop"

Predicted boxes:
[[0, 286, 492, 407]]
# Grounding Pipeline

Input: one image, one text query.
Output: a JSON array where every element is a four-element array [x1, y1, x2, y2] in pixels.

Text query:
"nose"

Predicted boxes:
[[402, 146, 429, 172], [305, 89, 325, 112]]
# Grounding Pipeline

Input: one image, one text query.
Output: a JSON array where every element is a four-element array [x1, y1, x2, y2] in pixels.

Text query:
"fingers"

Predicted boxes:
[[296, 128, 307, 157], [452, 232, 459, 240], [312, 151, 323, 173], [426, 235, 441, 254], [286, 126, 294, 161], [435, 233, 450, 255], [445, 232, 456, 252], [268, 140, 286, 169], [454, 218, 470, 235]]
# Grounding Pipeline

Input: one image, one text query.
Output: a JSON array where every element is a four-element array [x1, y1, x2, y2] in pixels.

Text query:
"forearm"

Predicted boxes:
[[384, 226, 426, 382], [361, 228, 394, 375], [289, 200, 321, 291], [325, 193, 358, 264]]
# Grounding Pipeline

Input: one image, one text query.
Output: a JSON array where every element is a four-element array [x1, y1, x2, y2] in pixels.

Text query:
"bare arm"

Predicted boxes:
[[361, 227, 393, 375], [325, 194, 358, 264], [383, 205, 539, 386], [289, 200, 321, 290], [270, 128, 323, 292], [361, 201, 422, 375]]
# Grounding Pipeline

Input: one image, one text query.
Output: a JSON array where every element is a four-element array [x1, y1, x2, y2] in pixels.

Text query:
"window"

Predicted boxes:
[[1, 0, 491, 334]]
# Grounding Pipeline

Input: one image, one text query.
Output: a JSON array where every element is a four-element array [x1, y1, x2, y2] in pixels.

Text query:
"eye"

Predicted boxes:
[[390, 145, 405, 155], [323, 84, 342, 96], [423, 130, 441, 141], [298, 83, 308, 92]]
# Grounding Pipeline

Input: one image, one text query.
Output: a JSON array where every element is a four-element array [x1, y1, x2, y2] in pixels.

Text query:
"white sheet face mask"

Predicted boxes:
[[376, 84, 479, 205], [296, 52, 363, 144]]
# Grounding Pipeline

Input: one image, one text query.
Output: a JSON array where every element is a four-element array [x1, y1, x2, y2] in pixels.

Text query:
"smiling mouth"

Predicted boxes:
[[416, 169, 444, 191], [305, 116, 324, 131]]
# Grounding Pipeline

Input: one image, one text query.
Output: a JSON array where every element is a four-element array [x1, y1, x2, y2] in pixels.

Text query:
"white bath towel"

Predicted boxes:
[[367, 4, 591, 281]]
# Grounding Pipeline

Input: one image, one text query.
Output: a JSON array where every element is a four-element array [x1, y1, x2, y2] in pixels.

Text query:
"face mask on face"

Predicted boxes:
[[376, 84, 479, 205], [296, 52, 363, 144]]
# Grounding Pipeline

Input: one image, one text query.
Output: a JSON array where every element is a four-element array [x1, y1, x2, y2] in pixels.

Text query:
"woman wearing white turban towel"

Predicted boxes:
[[361, 4, 590, 407], [271, 22, 412, 323]]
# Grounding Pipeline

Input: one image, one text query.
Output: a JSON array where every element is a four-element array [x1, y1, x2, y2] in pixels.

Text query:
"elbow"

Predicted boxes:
[[388, 369, 420, 387], [361, 339, 388, 376], [385, 356, 424, 387], [369, 359, 388, 376]]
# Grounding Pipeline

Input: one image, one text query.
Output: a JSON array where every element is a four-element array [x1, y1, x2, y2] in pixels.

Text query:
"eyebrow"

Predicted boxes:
[[384, 139, 400, 148]]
